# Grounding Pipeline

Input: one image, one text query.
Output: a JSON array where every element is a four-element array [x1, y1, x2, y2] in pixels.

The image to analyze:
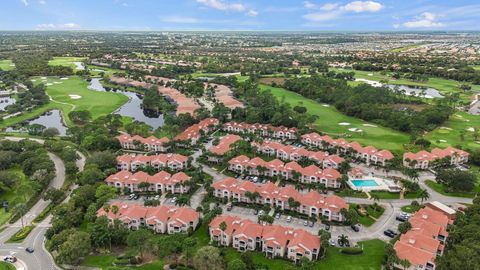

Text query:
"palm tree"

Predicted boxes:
[[399, 259, 411, 270], [13, 203, 28, 229], [370, 193, 380, 211], [419, 189, 430, 202], [219, 221, 227, 233], [338, 234, 349, 247]]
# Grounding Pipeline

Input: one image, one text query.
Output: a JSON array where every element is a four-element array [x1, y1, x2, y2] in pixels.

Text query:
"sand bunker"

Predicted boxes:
[[439, 139, 447, 143], [69, 94, 82, 99], [31, 79, 36, 82], [368, 73, 373, 76], [46, 83, 53, 86], [338, 122, 351, 126], [440, 127, 452, 130], [322, 104, 330, 107], [60, 77, 69, 80], [363, 124, 377, 127], [41, 77, 47, 79], [348, 128, 363, 132], [467, 127, 475, 132], [54, 82, 62, 84]]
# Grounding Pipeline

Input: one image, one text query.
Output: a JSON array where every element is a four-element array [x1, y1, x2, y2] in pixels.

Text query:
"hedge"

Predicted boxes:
[[8, 225, 35, 242], [340, 247, 364, 255]]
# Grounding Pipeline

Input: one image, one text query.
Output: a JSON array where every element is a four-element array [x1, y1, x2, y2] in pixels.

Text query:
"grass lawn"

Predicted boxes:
[[87, 65, 126, 77], [425, 111, 480, 150], [260, 84, 410, 151], [401, 204, 422, 214], [1, 76, 128, 128], [48, 57, 86, 70], [370, 191, 400, 200], [0, 60, 14, 71], [223, 239, 385, 270], [83, 255, 164, 270], [0, 262, 15, 270], [332, 68, 479, 102], [0, 168, 35, 225], [425, 180, 479, 198]]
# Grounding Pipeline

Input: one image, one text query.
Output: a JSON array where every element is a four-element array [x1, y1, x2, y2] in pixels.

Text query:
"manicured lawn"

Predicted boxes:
[[260, 84, 410, 151], [48, 57, 85, 70], [0, 168, 35, 225], [332, 68, 480, 102], [87, 65, 126, 77], [0, 60, 14, 71], [223, 239, 386, 270], [0, 262, 15, 270], [425, 111, 480, 150], [401, 204, 421, 214], [370, 191, 400, 199], [425, 180, 479, 198], [83, 255, 164, 270]]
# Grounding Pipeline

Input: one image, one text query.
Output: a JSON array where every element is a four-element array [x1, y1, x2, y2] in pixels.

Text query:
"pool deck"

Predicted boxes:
[[348, 176, 401, 192]]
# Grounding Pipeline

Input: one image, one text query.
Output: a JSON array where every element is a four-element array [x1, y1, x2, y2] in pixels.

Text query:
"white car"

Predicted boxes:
[[329, 239, 336, 246], [171, 197, 177, 203], [4, 256, 16, 263], [286, 216, 292, 223]]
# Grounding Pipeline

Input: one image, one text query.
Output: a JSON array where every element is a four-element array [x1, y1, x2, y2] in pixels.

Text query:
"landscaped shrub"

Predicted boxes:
[[8, 225, 34, 242]]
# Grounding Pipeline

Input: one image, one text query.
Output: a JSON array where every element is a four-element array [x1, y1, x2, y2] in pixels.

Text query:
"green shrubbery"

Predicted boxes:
[[8, 225, 34, 242], [340, 247, 363, 255]]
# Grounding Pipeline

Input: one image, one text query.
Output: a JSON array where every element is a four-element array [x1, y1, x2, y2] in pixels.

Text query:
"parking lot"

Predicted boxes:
[[110, 193, 178, 206]]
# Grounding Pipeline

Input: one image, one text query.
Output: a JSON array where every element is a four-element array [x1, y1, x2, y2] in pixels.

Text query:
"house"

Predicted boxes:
[[208, 134, 242, 162], [209, 215, 320, 262], [116, 153, 189, 171], [301, 132, 394, 166], [211, 178, 347, 221], [116, 134, 170, 152], [105, 170, 191, 194], [403, 147, 469, 169], [253, 140, 344, 169], [227, 155, 342, 188], [174, 118, 219, 145], [394, 205, 455, 270], [97, 202, 199, 234], [223, 122, 298, 140]]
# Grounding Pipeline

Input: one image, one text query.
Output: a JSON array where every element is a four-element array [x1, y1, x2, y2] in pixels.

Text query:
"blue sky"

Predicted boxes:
[[1, 0, 479, 31]]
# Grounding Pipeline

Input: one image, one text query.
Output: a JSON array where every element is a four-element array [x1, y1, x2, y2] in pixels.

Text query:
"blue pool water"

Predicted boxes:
[[351, 179, 379, 187]]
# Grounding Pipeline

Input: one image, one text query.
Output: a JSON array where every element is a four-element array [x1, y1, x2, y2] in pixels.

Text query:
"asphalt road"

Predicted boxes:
[[0, 136, 86, 270]]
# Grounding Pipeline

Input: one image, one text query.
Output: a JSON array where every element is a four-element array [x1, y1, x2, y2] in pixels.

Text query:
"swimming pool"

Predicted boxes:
[[351, 179, 379, 187]]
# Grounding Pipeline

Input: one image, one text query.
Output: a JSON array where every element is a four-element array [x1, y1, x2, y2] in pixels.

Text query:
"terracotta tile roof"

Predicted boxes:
[[209, 134, 242, 156], [174, 118, 219, 141], [105, 170, 190, 186], [116, 153, 188, 167]]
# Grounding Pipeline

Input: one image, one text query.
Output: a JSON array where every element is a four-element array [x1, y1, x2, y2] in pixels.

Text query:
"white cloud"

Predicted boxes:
[[35, 23, 81, 30], [21, 0, 29, 6], [196, 0, 257, 16], [303, 1, 383, 22], [161, 16, 200, 24], [246, 9, 258, 17], [320, 3, 339, 11], [402, 12, 445, 28], [38, 0, 46, 4], [343, 1, 383, 12], [303, 1, 316, 9]]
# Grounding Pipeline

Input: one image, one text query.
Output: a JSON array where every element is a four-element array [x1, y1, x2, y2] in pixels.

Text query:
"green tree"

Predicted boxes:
[[193, 246, 224, 270], [57, 231, 92, 265], [398, 221, 412, 234], [126, 228, 153, 259], [227, 259, 247, 270]]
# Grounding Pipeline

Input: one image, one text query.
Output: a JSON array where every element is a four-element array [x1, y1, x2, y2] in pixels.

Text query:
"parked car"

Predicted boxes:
[[226, 203, 232, 211], [259, 210, 265, 216], [133, 194, 139, 200], [324, 224, 330, 231], [275, 213, 280, 219], [329, 239, 336, 246], [25, 247, 34, 253], [286, 216, 292, 223], [154, 195, 160, 200], [253, 209, 259, 215], [383, 229, 397, 238], [171, 197, 177, 203], [303, 220, 309, 226], [351, 224, 360, 232], [308, 221, 314, 227], [128, 194, 135, 200], [396, 215, 408, 222], [4, 256, 16, 263]]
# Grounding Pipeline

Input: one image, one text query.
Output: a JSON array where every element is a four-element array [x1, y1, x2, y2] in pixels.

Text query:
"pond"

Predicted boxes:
[[88, 79, 164, 129], [0, 96, 16, 111], [6, 109, 68, 136], [385, 84, 444, 99]]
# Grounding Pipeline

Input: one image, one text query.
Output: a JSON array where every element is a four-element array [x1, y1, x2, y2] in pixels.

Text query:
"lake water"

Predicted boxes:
[[88, 78, 164, 129], [0, 96, 16, 111], [6, 109, 68, 136], [385, 84, 444, 99]]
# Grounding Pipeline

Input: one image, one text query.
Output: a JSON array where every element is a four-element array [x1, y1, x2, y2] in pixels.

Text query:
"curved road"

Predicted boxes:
[[0, 136, 86, 270]]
